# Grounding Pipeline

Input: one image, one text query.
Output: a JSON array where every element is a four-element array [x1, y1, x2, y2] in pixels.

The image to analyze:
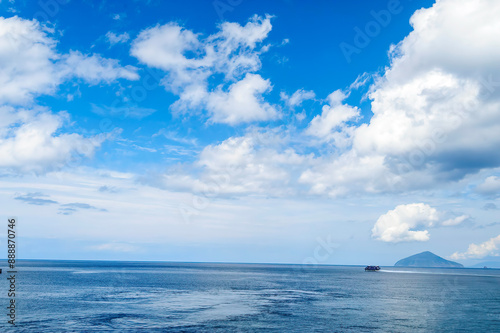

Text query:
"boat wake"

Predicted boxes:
[[380, 269, 500, 278]]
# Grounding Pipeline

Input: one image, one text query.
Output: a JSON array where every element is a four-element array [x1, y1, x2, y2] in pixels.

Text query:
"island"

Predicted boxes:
[[394, 251, 464, 268]]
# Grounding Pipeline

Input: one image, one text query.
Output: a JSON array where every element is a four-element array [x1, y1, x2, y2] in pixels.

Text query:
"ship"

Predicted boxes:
[[365, 265, 380, 271]]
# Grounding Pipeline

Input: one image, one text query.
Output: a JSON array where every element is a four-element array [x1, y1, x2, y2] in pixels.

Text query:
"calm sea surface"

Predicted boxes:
[[1, 261, 499, 332]]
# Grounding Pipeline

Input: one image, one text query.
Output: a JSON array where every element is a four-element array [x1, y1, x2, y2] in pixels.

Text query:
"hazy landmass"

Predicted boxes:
[[395, 251, 464, 268]]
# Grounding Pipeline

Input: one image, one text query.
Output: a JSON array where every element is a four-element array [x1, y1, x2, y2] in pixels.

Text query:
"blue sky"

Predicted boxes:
[[1, 0, 500, 266]]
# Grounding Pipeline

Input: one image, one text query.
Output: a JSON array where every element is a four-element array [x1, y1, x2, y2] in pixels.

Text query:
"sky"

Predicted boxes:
[[1, 0, 500, 267]]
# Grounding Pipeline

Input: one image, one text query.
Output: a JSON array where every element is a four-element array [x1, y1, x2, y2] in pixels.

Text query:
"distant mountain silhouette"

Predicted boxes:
[[394, 251, 463, 268]]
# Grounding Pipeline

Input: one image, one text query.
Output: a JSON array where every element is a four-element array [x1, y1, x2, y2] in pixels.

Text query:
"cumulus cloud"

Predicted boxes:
[[0, 16, 135, 174], [0, 16, 138, 105], [0, 16, 59, 104], [131, 15, 277, 125], [0, 106, 110, 173], [305, 90, 359, 145], [450, 234, 500, 260], [148, 0, 500, 198], [158, 129, 312, 196], [206, 74, 277, 125], [372, 203, 439, 243], [372, 203, 468, 243], [299, 0, 500, 196]]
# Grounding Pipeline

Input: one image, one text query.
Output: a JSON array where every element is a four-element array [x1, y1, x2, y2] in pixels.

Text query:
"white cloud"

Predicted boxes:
[[442, 214, 469, 226], [386, 0, 500, 85], [475, 176, 500, 197], [140, 0, 500, 198], [211, 15, 273, 80], [300, 0, 500, 196], [0, 16, 138, 105], [60, 51, 139, 84], [442, 215, 470, 227], [0, 106, 110, 173], [280, 89, 315, 108], [91, 104, 157, 119], [371, 203, 468, 243], [131, 15, 277, 125], [371, 203, 439, 243], [159, 129, 312, 196], [0, 16, 59, 104], [131, 22, 202, 77], [206, 74, 278, 125], [450, 234, 500, 260], [306, 90, 359, 144], [0, 16, 136, 174], [105, 31, 130, 46]]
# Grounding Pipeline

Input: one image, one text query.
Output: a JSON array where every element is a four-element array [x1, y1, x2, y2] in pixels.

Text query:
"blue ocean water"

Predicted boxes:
[[1, 261, 499, 332]]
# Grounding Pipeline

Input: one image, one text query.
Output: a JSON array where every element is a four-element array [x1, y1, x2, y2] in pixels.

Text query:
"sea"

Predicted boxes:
[[1, 260, 499, 332]]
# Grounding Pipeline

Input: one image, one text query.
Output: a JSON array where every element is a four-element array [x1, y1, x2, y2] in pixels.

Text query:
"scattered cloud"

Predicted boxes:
[[91, 104, 157, 119], [0, 106, 110, 173], [205, 73, 278, 125], [483, 203, 498, 210], [371, 203, 439, 243], [89, 242, 141, 252], [158, 129, 312, 196], [131, 14, 277, 125], [475, 221, 500, 229], [14, 192, 58, 205], [105, 31, 130, 46], [98, 185, 119, 193], [58, 207, 77, 215], [299, 0, 500, 196], [0, 16, 138, 105], [475, 176, 500, 198], [371, 203, 468, 243], [112, 13, 125, 21], [0, 16, 59, 105], [305, 90, 359, 145], [152, 129, 198, 146], [131, 144, 157, 153], [450, 234, 500, 260], [58, 202, 106, 215], [281, 89, 315, 108], [60, 51, 139, 84], [61, 202, 98, 209], [442, 214, 470, 226]]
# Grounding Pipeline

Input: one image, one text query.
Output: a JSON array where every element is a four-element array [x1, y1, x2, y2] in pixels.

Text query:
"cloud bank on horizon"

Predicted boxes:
[[0, 0, 499, 262]]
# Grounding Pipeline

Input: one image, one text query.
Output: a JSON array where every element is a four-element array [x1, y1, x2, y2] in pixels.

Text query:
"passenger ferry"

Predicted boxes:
[[364, 266, 380, 271]]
